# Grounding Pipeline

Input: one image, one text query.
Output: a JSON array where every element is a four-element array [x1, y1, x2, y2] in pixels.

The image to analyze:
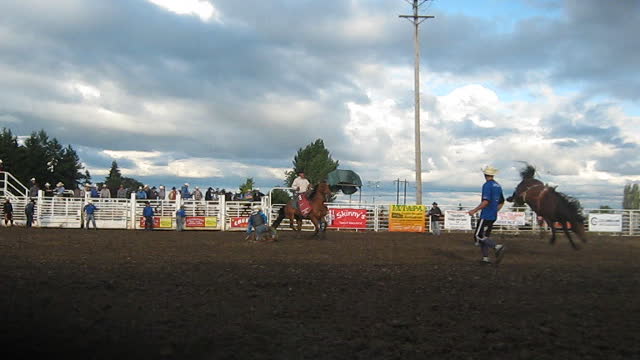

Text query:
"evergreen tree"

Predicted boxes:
[[239, 178, 255, 194], [121, 177, 144, 196], [632, 184, 640, 209], [0, 128, 21, 175], [56, 145, 84, 189], [284, 139, 339, 186], [623, 184, 631, 209], [104, 161, 123, 195], [270, 188, 291, 205]]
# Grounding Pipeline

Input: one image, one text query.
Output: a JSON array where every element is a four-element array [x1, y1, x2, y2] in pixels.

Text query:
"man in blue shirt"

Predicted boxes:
[[143, 201, 155, 230], [175, 205, 186, 232], [83, 200, 98, 230], [246, 205, 272, 241], [468, 166, 506, 264]]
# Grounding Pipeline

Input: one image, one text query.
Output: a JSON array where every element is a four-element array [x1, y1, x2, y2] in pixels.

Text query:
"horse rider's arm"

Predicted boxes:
[[468, 200, 490, 216]]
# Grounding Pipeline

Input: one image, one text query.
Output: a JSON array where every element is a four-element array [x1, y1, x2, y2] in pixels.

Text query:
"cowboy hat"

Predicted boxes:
[[482, 166, 499, 176], [56, 182, 64, 186], [252, 205, 262, 212], [432, 202, 438, 205]]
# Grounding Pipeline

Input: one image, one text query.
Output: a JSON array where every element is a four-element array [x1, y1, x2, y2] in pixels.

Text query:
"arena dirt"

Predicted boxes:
[[1, 228, 638, 359]]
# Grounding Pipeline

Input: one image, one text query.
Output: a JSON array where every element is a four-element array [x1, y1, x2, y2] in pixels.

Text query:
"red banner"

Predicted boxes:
[[328, 208, 367, 228], [186, 217, 205, 228], [139, 216, 160, 228], [231, 217, 249, 228]]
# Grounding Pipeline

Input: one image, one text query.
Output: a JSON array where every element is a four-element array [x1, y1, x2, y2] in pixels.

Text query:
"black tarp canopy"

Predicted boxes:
[[327, 169, 362, 195]]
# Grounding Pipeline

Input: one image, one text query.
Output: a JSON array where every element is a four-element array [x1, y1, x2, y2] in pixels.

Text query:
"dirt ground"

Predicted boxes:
[[0, 228, 639, 360]]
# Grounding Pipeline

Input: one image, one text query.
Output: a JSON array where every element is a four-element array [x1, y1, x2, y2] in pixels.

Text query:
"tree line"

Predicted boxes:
[[623, 184, 640, 209]]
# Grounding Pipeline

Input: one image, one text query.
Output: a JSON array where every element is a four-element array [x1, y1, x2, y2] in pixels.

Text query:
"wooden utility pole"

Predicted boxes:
[[400, 0, 434, 205]]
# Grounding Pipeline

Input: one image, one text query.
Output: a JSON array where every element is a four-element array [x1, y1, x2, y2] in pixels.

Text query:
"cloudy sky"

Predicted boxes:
[[1, 0, 639, 208]]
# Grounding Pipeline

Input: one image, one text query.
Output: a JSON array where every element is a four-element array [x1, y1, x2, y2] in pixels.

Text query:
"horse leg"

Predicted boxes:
[[562, 221, 580, 250], [309, 216, 321, 238], [545, 217, 556, 245]]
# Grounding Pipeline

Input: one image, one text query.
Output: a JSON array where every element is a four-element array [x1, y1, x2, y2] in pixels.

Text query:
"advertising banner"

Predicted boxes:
[[588, 214, 622, 232], [328, 208, 367, 229], [231, 217, 249, 228], [186, 216, 218, 228], [495, 212, 526, 226], [389, 205, 425, 232], [444, 211, 472, 230], [139, 216, 172, 228]]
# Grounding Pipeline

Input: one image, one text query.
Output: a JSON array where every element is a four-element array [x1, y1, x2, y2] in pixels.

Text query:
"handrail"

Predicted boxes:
[[0, 171, 29, 197]]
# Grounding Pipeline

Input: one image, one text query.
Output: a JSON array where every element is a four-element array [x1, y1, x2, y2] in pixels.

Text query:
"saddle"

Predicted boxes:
[[297, 194, 311, 216]]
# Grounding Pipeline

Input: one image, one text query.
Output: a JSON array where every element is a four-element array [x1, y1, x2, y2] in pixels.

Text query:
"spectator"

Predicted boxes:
[[136, 186, 147, 199], [175, 205, 186, 231], [192, 186, 203, 201], [3, 198, 13, 226], [25, 199, 35, 228], [117, 185, 127, 198], [158, 185, 166, 200], [100, 184, 111, 198], [143, 201, 154, 230], [181, 183, 191, 199], [168, 187, 177, 200], [83, 200, 98, 230], [428, 202, 443, 236], [90, 185, 100, 198], [205, 187, 214, 201], [151, 186, 159, 199], [43, 183, 53, 197], [144, 185, 152, 199], [73, 185, 83, 198], [81, 183, 90, 198], [29, 178, 39, 198], [54, 182, 65, 196]]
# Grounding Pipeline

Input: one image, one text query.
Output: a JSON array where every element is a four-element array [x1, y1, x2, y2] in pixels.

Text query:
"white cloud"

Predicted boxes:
[[146, 0, 221, 22]]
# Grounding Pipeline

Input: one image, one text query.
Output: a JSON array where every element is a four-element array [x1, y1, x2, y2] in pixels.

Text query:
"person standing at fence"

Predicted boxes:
[[136, 186, 147, 199], [192, 186, 203, 201], [158, 185, 166, 200], [83, 200, 98, 230], [25, 199, 35, 228], [175, 205, 186, 232], [117, 185, 127, 198], [55, 182, 65, 196], [3, 198, 14, 227], [100, 184, 111, 198], [43, 182, 53, 197], [168, 187, 177, 200], [292, 170, 311, 210], [181, 183, 191, 199], [143, 201, 154, 231], [428, 202, 442, 236], [29, 178, 39, 198], [468, 166, 506, 264], [90, 184, 100, 198]]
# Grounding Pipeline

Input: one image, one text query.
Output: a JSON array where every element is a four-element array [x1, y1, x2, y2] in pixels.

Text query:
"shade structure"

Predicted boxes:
[[326, 169, 362, 195]]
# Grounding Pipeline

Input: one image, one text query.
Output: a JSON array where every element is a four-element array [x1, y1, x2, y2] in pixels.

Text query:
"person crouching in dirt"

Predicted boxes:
[[246, 205, 271, 241]]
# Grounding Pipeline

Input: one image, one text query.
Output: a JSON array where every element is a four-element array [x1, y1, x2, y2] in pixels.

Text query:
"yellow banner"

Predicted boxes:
[[159, 217, 173, 228], [389, 205, 426, 232], [205, 217, 218, 227]]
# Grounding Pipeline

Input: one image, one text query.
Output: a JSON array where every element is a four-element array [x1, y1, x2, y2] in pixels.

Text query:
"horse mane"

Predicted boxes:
[[519, 163, 537, 180], [550, 188, 585, 222]]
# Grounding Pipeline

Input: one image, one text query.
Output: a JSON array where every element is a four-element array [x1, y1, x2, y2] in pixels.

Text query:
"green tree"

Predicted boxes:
[[56, 145, 84, 190], [239, 177, 255, 194], [270, 188, 291, 205], [104, 161, 123, 195], [632, 184, 640, 209], [0, 128, 22, 175], [121, 177, 143, 196], [284, 139, 339, 186]]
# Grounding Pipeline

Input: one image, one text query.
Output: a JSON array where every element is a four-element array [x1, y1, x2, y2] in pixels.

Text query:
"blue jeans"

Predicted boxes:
[[86, 213, 97, 229]]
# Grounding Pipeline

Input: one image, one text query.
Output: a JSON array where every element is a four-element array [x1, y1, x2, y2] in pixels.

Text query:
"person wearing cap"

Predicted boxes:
[[428, 202, 443, 236], [468, 166, 506, 264], [291, 170, 311, 210], [25, 199, 36, 228], [181, 183, 191, 199], [158, 185, 166, 200], [168, 186, 177, 200], [143, 201, 155, 230], [54, 182, 65, 196], [192, 186, 203, 201], [83, 200, 98, 230], [43, 182, 53, 197], [90, 184, 100, 198], [100, 184, 111, 198], [175, 205, 187, 231], [246, 205, 270, 241], [29, 178, 40, 198], [117, 185, 127, 199], [136, 186, 147, 199]]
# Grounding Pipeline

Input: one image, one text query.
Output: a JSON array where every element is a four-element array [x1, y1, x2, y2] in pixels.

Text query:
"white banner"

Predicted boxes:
[[444, 210, 472, 230], [588, 214, 622, 232], [495, 212, 526, 226]]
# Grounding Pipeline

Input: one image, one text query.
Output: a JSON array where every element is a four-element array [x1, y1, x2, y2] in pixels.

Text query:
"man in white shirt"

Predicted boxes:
[[291, 170, 311, 210]]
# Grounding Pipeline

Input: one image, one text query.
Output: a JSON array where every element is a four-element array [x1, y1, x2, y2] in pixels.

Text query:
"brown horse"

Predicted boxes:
[[271, 181, 331, 238], [507, 163, 587, 249]]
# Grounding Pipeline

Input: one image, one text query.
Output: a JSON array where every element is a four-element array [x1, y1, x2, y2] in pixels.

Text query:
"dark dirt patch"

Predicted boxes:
[[1, 228, 639, 359]]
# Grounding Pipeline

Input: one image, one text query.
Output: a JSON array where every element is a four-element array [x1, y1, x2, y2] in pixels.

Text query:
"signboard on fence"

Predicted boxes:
[[588, 214, 622, 232], [328, 208, 367, 229], [186, 216, 218, 228], [444, 210, 472, 230], [139, 217, 172, 228], [231, 217, 249, 228], [389, 205, 425, 232], [495, 212, 526, 226]]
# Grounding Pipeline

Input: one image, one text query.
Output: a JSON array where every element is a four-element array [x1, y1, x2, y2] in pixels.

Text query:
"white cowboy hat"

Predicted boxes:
[[45, 182, 50, 186], [252, 205, 262, 212], [159, 185, 165, 189], [56, 182, 64, 186], [30, 177, 36, 181], [482, 166, 499, 176], [185, 183, 190, 186]]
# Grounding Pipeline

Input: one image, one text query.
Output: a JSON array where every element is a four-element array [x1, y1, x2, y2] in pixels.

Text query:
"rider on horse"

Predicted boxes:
[[292, 169, 311, 211]]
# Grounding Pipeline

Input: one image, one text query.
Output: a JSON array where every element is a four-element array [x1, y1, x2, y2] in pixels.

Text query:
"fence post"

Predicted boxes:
[[220, 195, 226, 231], [130, 193, 136, 229], [36, 190, 43, 227], [374, 205, 379, 232]]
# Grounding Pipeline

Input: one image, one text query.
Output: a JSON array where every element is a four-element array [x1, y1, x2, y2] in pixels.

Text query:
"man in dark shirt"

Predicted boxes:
[[428, 202, 442, 236]]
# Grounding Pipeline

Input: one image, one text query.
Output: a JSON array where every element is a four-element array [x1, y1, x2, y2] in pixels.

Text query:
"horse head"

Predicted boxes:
[[507, 163, 541, 205], [314, 181, 332, 202]]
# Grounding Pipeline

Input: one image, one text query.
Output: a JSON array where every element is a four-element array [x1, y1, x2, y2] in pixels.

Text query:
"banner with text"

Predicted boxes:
[[495, 212, 527, 226], [444, 211, 472, 230], [389, 205, 426, 232], [588, 214, 622, 232], [139, 216, 173, 228], [186, 216, 218, 228], [328, 208, 367, 229], [231, 217, 249, 229]]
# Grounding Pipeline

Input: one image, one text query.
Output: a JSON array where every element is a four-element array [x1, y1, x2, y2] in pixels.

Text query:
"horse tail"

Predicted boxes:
[[554, 189, 588, 242], [271, 207, 286, 229]]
